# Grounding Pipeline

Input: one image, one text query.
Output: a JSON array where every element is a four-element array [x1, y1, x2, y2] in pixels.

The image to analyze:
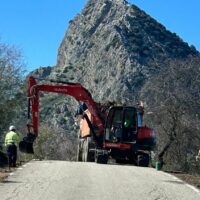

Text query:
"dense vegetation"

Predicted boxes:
[[140, 57, 200, 173]]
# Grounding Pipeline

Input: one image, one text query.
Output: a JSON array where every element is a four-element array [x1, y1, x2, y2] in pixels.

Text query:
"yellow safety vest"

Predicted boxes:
[[4, 131, 20, 146]]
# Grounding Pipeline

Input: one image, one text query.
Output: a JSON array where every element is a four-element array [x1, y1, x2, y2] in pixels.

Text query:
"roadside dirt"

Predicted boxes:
[[0, 163, 24, 182], [171, 173, 200, 189], [0, 168, 13, 181]]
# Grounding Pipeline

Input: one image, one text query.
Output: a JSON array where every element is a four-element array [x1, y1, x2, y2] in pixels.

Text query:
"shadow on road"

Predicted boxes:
[[164, 180, 184, 185], [2, 180, 22, 184]]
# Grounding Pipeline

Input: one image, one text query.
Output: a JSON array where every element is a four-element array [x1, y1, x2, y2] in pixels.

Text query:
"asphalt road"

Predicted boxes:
[[0, 160, 199, 200]]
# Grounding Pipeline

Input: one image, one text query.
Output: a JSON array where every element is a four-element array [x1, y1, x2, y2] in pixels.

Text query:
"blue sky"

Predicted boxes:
[[0, 0, 199, 72]]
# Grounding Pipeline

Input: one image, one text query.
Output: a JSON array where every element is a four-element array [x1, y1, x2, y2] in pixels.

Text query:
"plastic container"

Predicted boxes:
[[156, 162, 161, 170]]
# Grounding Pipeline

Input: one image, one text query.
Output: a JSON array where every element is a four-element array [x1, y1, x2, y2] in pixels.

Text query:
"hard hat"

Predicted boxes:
[[9, 125, 16, 131]]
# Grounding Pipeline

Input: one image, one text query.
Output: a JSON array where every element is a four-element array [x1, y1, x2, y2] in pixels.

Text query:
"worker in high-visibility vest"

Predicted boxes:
[[4, 126, 20, 167]]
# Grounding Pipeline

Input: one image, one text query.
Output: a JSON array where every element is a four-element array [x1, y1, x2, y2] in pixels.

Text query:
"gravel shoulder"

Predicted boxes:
[[171, 173, 200, 189], [0, 161, 26, 181], [0, 168, 11, 181]]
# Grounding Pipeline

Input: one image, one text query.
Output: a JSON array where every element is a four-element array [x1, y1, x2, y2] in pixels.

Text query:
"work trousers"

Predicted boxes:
[[6, 143, 17, 167]]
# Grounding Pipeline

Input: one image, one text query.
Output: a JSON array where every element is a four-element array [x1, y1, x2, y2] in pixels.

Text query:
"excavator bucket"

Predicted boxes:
[[19, 133, 36, 154], [19, 140, 34, 154]]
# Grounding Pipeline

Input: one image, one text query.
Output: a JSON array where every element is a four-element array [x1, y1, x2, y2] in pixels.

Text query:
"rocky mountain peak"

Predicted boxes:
[[55, 0, 198, 103], [86, 0, 128, 6]]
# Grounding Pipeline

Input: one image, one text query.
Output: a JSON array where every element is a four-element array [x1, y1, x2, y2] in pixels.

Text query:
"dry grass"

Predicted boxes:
[[0, 162, 25, 182], [0, 168, 11, 181], [172, 173, 200, 189]]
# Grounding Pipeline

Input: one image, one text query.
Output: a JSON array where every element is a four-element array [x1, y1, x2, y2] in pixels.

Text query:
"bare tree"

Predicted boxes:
[[0, 40, 26, 141], [140, 56, 200, 173]]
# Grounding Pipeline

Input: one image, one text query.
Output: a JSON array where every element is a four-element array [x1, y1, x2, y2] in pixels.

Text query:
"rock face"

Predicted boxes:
[[55, 0, 198, 103], [33, 0, 199, 142], [30, 66, 53, 79]]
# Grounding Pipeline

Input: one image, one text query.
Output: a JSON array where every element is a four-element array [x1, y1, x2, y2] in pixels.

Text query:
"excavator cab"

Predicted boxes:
[[105, 106, 138, 143]]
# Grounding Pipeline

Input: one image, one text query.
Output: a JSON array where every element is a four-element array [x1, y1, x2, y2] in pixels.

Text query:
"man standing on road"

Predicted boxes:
[[4, 126, 20, 167]]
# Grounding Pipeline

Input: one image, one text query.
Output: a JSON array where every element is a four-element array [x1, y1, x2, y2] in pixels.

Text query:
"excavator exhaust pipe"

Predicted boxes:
[[19, 133, 36, 154]]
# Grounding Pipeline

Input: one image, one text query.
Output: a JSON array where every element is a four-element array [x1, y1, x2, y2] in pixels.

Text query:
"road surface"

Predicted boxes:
[[0, 160, 199, 200]]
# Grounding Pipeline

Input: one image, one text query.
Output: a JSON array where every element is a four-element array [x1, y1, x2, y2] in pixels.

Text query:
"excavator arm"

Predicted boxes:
[[19, 76, 104, 153]]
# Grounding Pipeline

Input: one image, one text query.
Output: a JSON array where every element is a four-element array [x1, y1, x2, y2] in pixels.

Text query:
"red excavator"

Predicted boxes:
[[19, 76, 156, 166]]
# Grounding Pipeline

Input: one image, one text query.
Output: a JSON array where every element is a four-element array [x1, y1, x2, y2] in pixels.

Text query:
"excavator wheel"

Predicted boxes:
[[82, 138, 95, 162], [95, 154, 108, 164], [137, 153, 150, 167], [76, 140, 83, 162]]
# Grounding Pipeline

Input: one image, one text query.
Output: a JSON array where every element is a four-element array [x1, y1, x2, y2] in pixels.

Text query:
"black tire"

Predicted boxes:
[[82, 139, 87, 162], [137, 154, 150, 167], [82, 138, 95, 162], [95, 154, 108, 164], [76, 141, 82, 162]]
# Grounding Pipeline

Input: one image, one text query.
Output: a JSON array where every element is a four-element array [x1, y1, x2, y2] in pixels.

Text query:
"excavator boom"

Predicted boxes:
[[19, 76, 156, 167], [19, 76, 104, 153]]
